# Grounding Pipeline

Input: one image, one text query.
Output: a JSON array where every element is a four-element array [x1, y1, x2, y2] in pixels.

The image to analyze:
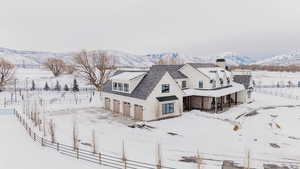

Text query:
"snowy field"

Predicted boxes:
[[2, 68, 300, 169], [0, 111, 112, 169], [252, 70, 300, 86]]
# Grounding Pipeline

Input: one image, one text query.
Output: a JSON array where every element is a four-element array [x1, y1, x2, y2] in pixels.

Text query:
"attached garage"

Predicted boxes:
[[113, 99, 120, 114], [123, 102, 131, 117], [134, 104, 143, 120], [104, 98, 111, 110]]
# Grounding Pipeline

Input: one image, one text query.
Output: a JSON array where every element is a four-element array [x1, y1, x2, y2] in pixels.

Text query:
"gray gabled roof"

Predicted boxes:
[[103, 65, 187, 100], [187, 63, 218, 68], [103, 69, 167, 100], [150, 65, 187, 79], [233, 75, 252, 89]]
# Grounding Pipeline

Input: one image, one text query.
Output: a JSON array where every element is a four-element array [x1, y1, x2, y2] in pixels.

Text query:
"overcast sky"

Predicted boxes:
[[0, 0, 300, 57]]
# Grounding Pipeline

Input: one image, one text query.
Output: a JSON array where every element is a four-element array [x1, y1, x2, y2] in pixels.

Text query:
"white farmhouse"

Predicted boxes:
[[102, 60, 249, 121]]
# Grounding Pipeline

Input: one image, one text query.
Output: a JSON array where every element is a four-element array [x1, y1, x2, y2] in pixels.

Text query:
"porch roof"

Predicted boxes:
[[183, 82, 245, 97]]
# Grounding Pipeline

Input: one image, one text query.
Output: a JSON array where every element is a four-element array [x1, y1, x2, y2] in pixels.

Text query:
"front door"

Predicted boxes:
[[134, 105, 143, 120]]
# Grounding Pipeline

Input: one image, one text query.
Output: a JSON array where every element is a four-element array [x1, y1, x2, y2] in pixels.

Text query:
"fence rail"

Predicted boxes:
[[15, 112, 175, 169]]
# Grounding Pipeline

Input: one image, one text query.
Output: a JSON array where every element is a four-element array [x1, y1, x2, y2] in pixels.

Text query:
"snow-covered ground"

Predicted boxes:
[[0, 112, 111, 169], [252, 70, 300, 86], [2, 68, 300, 169]]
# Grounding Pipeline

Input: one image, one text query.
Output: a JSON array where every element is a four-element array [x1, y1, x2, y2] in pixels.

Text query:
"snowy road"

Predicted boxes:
[[0, 114, 108, 169]]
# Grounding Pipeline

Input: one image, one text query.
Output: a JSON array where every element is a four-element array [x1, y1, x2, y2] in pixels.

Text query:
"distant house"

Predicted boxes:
[[102, 59, 248, 121]]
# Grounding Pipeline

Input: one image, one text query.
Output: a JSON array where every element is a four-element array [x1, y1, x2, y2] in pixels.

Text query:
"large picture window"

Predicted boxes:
[[161, 84, 170, 93], [162, 103, 174, 114]]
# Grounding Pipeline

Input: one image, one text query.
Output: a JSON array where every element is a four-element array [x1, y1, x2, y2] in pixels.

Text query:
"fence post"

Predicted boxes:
[[57, 142, 59, 151], [124, 159, 127, 169], [41, 137, 44, 146], [34, 133, 36, 141], [99, 152, 102, 164], [76, 148, 79, 159]]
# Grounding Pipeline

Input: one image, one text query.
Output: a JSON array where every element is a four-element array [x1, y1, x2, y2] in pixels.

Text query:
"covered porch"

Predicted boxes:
[[183, 83, 245, 113]]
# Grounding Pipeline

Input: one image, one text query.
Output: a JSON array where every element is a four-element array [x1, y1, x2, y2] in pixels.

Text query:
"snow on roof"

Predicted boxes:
[[183, 82, 245, 97], [198, 67, 231, 80], [110, 72, 146, 81]]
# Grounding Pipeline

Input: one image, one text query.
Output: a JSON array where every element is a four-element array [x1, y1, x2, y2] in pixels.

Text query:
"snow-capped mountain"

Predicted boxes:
[[256, 50, 300, 66], [0, 47, 71, 65], [0, 47, 257, 67], [184, 52, 257, 66]]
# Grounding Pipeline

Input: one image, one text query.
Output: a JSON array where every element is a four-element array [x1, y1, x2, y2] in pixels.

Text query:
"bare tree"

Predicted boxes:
[[44, 58, 66, 77], [155, 56, 183, 65], [64, 64, 75, 74], [0, 59, 15, 90], [73, 50, 116, 91]]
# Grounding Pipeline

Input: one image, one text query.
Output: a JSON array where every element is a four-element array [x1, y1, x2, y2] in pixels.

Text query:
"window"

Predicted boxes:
[[182, 81, 187, 89], [118, 83, 123, 91], [198, 81, 203, 88], [161, 84, 170, 93], [113, 82, 118, 90], [124, 83, 129, 92], [162, 103, 174, 114]]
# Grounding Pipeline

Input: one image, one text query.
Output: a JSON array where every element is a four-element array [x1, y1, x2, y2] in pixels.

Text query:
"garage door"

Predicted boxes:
[[123, 102, 130, 117], [113, 100, 120, 114], [134, 105, 143, 120], [104, 98, 111, 110]]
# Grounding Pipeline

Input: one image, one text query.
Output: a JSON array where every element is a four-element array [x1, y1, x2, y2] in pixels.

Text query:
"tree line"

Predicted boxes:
[[230, 64, 300, 72]]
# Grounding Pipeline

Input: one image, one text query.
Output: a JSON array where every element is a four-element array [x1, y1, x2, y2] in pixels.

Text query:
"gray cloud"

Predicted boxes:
[[0, 0, 300, 57]]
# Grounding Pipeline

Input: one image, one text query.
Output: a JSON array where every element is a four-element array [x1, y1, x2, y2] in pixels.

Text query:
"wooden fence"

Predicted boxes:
[[15, 112, 175, 169]]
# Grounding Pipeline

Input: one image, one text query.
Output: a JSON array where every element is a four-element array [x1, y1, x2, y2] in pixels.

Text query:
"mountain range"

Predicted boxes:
[[0, 47, 299, 67]]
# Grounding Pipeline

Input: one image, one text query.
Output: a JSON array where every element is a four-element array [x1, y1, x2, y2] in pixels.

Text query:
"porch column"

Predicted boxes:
[[221, 96, 223, 111], [228, 95, 231, 107], [214, 97, 217, 113], [235, 92, 238, 105], [201, 96, 204, 110], [189, 96, 192, 111]]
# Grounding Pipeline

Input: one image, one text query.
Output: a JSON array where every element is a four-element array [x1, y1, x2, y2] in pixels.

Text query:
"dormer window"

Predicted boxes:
[[227, 77, 230, 84], [162, 84, 170, 93], [113, 82, 118, 90], [124, 83, 129, 92], [112, 82, 129, 93], [220, 78, 223, 85], [118, 83, 123, 91]]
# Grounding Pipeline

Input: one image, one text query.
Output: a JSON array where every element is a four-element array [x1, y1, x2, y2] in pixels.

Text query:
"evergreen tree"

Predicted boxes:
[[44, 82, 50, 91], [72, 79, 79, 92], [54, 80, 61, 91], [64, 84, 69, 91], [31, 80, 36, 91]]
